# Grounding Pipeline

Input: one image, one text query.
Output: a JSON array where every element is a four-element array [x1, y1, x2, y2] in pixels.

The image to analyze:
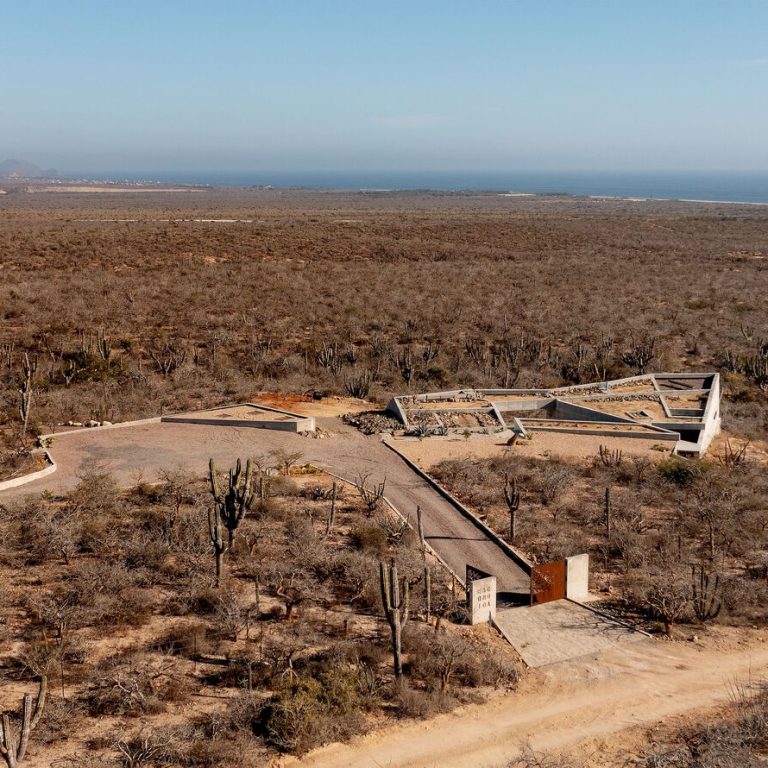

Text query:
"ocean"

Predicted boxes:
[[73, 170, 768, 205]]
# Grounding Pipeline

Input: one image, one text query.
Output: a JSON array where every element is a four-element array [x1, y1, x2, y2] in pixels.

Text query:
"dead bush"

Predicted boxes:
[[35, 697, 86, 745], [392, 682, 454, 719], [150, 622, 210, 657], [85, 654, 190, 716]]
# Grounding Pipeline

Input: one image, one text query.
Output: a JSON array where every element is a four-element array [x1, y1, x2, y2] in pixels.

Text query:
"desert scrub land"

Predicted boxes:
[[0, 189, 767, 766], [0, 458, 519, 766], [0, 189, 767, 471], [430, 442, 768, 634]]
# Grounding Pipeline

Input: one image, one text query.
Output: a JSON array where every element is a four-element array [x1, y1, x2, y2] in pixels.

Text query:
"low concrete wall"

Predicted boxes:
[[0, 449, 57, 492], [161, 403, 315, 433], [39, 416, 162, 441], [161, 415, 314, 432], [551, 399, 636, 424], [565, 554, 590, 601], [524, 424, 679, 441]]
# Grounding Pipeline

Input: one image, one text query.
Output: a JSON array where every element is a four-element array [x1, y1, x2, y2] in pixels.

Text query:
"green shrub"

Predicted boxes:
[[656, 456, 704, 487]]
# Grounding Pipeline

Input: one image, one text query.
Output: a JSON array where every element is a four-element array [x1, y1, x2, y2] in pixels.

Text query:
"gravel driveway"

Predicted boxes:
[[1, 418, 531, 594]]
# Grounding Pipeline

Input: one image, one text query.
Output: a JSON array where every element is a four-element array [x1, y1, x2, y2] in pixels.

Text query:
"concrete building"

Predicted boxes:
[[387, 373, 721, 457]]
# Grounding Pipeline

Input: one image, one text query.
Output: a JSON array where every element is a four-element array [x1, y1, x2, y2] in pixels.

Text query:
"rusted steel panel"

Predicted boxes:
[[530, 560, 566, 605]]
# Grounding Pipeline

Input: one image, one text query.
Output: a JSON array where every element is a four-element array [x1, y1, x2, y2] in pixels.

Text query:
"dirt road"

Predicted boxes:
[[0, 418, 530, 593], [285, 638, 768, 768]]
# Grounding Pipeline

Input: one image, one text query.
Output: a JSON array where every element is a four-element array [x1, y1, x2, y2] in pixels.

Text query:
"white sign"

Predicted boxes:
[[468, 575, 497, 625]]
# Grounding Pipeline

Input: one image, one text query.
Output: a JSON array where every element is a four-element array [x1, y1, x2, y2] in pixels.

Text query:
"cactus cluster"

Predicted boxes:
[[207, 458, 254, 586], [0, 676, 47, 768]]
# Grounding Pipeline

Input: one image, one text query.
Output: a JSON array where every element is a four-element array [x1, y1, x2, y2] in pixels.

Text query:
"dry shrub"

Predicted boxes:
[[50, 754, 119, 768], [719, 575, 768, 624], [643, 683, 768, 767], [121, 721, 262, 768], [405, 625, 518, 692], [349, 523, 388, 556], [254, 662, 367, 754], [67, 470, 121, 517], [392, 682, 454, 719], [150, 621, 210, 657], [35, 698, 86, 745], [186, 585, 221, 616], [85, 653, 192, 716], [89, 587, 155, 629]]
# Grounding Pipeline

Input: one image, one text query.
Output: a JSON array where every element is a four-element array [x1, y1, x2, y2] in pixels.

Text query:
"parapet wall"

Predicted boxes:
[[161, 403, 315, 433]]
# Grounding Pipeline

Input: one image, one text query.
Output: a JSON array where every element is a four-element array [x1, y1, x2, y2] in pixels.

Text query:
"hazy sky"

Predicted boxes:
[[2, 0, 767, 173]]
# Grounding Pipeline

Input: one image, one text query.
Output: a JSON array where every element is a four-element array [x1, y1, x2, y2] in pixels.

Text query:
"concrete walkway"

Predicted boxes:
[[0, 418, 531, 595], [494, 599, 645, 667]]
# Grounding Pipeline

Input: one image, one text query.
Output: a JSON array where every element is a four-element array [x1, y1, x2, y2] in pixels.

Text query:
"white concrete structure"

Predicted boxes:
[[388, 373, 721, 457], [565, 553, 590, 602], [468, 574, 497, 625], [161, 403, 315, 433]]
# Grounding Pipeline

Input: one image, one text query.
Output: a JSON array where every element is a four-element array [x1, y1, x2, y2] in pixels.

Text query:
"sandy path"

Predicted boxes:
[[285, 639, 768, 768]]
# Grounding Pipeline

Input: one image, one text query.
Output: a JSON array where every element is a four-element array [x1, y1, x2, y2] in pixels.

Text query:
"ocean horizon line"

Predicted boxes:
[[36, 169, 768, 205]]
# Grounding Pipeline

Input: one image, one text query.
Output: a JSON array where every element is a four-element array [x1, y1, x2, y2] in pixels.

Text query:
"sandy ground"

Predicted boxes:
[[284, 632, 768, 768], [251, 393, 371, 418], [389, 430, 672, 470], [708, 431, 768, 464]]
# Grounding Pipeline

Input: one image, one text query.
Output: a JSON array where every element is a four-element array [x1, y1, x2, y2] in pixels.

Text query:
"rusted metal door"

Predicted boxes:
[[530, 559, 566, 605]]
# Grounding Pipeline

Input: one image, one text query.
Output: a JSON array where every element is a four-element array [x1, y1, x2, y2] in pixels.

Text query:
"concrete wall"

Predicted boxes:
[[527, 424, 678, 441], [565, 554, 590, 601], [551, 399, 635, 424], [161, 403, 315, 433], [698, 373, 721, 455], [491, 398, 553, 413], [385, 397, 408, 424], [0, 450, 56, 492], [160, 415, 314, 432]]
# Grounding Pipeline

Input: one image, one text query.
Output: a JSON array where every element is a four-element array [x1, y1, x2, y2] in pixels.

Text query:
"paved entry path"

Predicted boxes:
[[0, 418, 530, 595], [494, 599, 645, 667]]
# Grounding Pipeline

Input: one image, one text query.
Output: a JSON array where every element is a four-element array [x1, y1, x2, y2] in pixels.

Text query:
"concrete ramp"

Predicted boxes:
[[494, 600, 646, 667]]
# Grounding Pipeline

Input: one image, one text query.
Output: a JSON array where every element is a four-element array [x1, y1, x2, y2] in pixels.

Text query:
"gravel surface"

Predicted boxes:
[[1, 418, 531, 594]]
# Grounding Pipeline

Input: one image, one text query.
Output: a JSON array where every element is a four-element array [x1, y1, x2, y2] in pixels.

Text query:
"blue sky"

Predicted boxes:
[[2, 0, 767, 173]]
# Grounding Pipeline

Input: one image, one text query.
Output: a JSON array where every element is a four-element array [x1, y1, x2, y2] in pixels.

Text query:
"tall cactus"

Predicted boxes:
[[503, 475, 520, 544], [691, 564, 721, 622], [207, 503, 226, 588], [18, 353, 36, 439], [0, 675, 47, 768], [208, 458, 254, 549], [324, 481, 338, 539], [96, 331, 111, 362], [379, 560, 409, 678]]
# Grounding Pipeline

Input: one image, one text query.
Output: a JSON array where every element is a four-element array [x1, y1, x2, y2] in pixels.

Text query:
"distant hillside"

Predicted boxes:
[[0, 158, 57, 178]]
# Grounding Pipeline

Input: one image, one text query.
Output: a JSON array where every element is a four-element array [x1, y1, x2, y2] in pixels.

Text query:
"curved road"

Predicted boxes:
[[0, 418, 530, 595]]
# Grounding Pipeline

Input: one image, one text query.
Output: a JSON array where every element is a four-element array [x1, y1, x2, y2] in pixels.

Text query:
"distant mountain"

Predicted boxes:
[[0, 159, 57, 178]]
